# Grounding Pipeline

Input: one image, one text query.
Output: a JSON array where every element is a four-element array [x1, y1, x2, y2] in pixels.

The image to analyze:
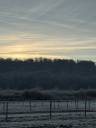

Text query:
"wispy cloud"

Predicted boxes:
[[0, 0, 96, 60]]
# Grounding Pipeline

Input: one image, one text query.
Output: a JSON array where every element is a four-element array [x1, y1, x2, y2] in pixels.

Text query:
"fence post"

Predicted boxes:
[[84, 96, 87, 117], [75, 99, 79, 112], [3, 102, 6, 115], [53, 100, 55, 110], [66, 101, 69, 111], [29, 100, 32, 113], [49, 100, 52, 120], [88, 100, 91, 111], [5, 101, 8, 122]]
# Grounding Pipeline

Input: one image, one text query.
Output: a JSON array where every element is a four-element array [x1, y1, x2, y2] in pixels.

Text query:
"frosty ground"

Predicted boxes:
[[0, 101, 96, 128]]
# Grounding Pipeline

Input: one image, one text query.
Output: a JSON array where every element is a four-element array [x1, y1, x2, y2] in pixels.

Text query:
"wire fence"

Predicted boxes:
[[0, 99, 96, 122]]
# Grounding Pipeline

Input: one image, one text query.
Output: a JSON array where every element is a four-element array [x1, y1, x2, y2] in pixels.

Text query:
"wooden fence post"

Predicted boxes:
[[66, 101, 69, 111], [88, 100, 91, 111], [53, 100, 55, 110], [84, 96, 87, 117], [75, 99, 79, 112], [3, 102, 6, 115], [49, 100, 52, 120], [5, 101, 8, 122], [29, 100, 32, 113]]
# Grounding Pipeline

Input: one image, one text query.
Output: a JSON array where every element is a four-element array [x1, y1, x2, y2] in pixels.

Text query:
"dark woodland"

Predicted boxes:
[[0, 58, 95, 90]]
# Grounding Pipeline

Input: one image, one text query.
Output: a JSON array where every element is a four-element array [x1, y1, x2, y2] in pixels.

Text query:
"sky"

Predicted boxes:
[[0, 0, 96, 61]]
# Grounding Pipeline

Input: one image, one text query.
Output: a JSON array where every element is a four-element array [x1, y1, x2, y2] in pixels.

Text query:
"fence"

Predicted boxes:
[[0, 99, 96, 122]]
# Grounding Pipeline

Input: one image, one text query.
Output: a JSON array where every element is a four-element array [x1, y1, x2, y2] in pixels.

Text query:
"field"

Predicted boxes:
[[0, 100, 96, 128]]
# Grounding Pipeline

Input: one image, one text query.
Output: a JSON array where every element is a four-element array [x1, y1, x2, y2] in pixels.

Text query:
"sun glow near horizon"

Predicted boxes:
[[0, 33, 96, 61], [0, 0, 96, 61]]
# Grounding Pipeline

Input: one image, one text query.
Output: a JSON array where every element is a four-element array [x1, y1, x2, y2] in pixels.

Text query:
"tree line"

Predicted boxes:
[[0, 58, 96, 90]]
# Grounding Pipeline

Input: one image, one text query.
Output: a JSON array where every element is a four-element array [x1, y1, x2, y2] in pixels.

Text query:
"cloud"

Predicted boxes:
[[0, 0, 96, 60]]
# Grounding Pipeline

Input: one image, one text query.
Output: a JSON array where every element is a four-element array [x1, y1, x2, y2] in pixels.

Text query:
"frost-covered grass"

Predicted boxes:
[[0, 100, 96, 113], [0, 101, 96, 128], [0, 113, 96, 128]]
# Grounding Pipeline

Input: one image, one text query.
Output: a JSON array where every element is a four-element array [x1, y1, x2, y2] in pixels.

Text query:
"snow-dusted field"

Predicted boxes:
[[0, 100, 96, 128]]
